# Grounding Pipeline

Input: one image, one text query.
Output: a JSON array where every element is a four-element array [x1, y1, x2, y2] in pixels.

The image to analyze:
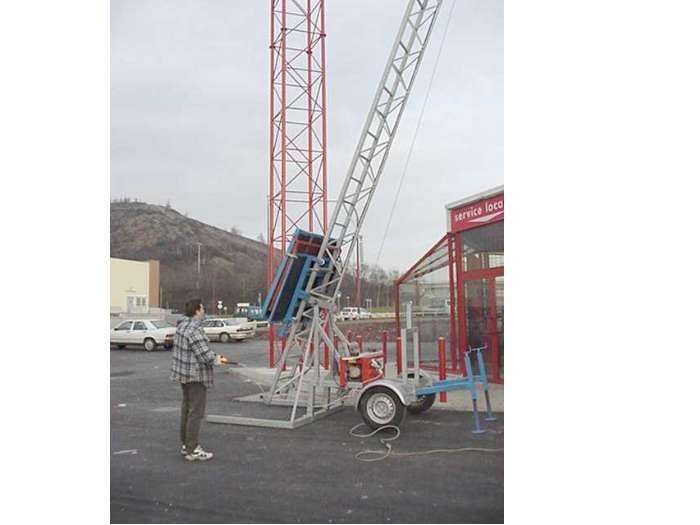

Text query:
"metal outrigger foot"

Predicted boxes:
[[474, 348, 498, 422], [415, 345, 497, 434], [465, 345, 497, 432]]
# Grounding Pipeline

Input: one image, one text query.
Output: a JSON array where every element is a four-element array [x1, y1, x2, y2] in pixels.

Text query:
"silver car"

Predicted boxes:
[[201, 318, 256, 343], [110, 319, 175, 351]]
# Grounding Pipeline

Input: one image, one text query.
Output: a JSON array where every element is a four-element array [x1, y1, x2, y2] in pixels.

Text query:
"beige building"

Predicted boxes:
[[110, 258, 160, 313]]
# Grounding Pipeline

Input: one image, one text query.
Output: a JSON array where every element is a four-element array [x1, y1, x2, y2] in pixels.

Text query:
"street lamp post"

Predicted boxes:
[[196, 242, 202, 293]]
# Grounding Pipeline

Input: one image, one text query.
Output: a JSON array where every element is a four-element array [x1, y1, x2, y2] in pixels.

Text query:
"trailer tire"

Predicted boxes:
[[406, 393, 436, 414], [359, 386, 406, 430]]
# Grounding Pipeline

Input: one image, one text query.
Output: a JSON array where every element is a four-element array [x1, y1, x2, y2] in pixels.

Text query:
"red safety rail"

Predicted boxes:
[[381, 331, 388, 376], [396, 336, 402, 374], [438, 337, 447, 402]]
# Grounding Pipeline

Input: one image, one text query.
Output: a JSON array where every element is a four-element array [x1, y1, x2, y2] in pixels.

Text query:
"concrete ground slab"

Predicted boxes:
[[111, 340, 504, 523]]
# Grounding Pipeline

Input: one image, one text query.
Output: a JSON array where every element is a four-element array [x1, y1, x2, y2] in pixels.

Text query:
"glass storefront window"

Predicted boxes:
[[459, 221, 504, 272]]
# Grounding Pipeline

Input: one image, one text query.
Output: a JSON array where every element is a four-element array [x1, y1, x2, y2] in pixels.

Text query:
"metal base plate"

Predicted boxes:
[[207, 402, 344, 429]]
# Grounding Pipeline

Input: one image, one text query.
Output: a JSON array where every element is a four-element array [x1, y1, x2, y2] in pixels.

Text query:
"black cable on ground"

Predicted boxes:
[[349, 422, 503, 463]]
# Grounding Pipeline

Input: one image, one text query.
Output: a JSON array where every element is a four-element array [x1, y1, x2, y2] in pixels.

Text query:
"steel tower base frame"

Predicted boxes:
[[207, 308, 355, 429], [206, 311, 359, 429]]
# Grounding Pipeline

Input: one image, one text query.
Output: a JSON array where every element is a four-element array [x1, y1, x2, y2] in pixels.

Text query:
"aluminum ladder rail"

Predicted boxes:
[[266, 0, 444, 414]]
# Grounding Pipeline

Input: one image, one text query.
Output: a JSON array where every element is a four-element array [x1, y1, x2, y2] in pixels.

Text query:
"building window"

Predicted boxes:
[[460, 221, 504, 272], [488, 253, 504, 268], [127, 295, 148, 313]]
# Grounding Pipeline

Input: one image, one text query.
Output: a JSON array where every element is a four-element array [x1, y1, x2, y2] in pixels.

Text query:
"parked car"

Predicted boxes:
[[337, 307, 373, 321], [200, 318, 256, 343], [110, 319, 175, 351]]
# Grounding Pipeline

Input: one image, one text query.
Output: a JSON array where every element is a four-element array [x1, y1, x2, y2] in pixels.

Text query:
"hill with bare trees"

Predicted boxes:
[[110, 201, 267, 312], [110, 200, 400, 314]]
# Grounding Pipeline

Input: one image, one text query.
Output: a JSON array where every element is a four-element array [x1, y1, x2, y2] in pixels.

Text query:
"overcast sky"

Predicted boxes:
[[111, 0, 503, 271]]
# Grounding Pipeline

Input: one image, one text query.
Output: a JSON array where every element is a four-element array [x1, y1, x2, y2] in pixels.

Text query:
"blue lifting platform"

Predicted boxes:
[[261, 229, 339, 334]]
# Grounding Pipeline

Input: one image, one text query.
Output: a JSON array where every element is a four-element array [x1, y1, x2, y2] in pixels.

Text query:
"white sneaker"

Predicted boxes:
[[184, 445, 213, 462]]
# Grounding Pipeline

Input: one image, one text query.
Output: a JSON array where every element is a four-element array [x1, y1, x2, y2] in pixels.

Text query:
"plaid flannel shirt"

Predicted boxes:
[[170, 317, 216, 388]]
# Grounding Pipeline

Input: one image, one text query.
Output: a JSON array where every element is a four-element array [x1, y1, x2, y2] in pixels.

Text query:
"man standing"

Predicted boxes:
[[170, 298, 221, 461]]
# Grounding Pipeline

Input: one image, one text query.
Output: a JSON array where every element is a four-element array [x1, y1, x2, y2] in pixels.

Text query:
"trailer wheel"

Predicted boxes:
[[359, 386, 406, 430], [406, 393, 436, 414]]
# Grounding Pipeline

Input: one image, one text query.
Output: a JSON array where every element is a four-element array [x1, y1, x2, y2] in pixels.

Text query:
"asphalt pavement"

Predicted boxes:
[[110, 340, 504, 523]]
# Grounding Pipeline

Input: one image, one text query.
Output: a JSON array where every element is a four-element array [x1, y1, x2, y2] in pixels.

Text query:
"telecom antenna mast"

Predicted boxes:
[[268, 0, 328, 367], [265, 0, 443, 416]]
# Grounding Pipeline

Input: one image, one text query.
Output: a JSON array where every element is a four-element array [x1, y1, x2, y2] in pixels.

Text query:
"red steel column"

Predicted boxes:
[[487, 277, 500, 382], [396, 336, 402, 375], [455, 232, 467, 376], [447, 233, 458, 371], [320, 1, 328, 230], [381, 330, 388, 376], [394, 281, 401, 344], [267, 0, 278, 367], [438, 337, 447, 402], [306, 0, 313, 231]]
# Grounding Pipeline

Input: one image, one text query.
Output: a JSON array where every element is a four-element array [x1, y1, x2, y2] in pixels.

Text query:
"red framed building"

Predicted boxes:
[[395, 185, 504, 383]]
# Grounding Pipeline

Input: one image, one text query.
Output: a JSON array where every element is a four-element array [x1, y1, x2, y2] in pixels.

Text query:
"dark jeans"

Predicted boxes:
[[180, 382, 207, 453]]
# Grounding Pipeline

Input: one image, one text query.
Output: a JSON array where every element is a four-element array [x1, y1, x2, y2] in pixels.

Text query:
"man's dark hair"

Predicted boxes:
[[184, 299, 203, 318]]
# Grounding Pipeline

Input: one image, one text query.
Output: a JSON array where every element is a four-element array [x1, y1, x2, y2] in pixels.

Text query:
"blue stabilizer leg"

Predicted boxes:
[[465, 352, 485, 434], [471, 397, 484, 434], [475, 348, 497, 421], [483, 390, 497, 421]]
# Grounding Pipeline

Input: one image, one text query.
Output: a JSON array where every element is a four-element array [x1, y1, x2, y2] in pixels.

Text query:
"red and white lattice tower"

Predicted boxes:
[[268, 0, 328, 367]]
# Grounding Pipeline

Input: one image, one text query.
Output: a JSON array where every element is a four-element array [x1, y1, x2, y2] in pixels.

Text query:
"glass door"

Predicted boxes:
[[462, 268, 503, 382], [494, 276, 504, 378], [465, 278, 490, 349]]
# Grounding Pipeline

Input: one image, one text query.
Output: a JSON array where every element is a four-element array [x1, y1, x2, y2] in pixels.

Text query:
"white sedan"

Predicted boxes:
[[337, 307, 373, 321], [110, 319, 175, 351], [201, 318, 256, 343]]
